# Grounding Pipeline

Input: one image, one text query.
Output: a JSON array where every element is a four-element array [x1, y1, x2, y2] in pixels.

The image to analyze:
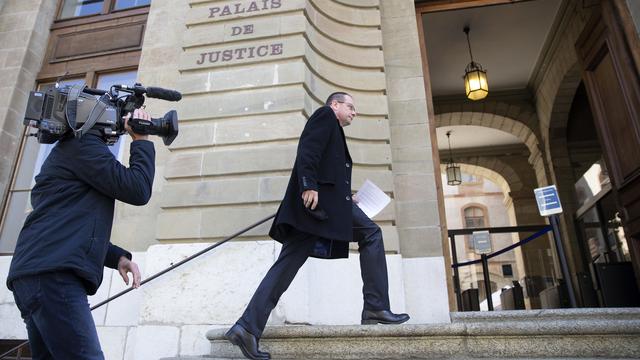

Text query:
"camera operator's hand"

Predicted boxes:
[[125, 108, 151, 141], [118, 256, 142, 289]]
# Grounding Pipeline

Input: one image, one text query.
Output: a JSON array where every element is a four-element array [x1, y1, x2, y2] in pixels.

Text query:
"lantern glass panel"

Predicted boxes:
[[446, 163, 462, 185], [465, 69, 488, 100]]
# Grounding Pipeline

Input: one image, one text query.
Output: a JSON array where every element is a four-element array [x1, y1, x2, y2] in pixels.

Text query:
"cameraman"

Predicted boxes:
[[6, 108, 155, 360]]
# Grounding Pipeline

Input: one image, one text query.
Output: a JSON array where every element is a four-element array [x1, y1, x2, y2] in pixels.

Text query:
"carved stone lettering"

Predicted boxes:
[[209, 0, 281, 19], [196, 42, 284, 65], [231, 24, 254, 36], [247, 2, 259, 12], [256, 45, 268, 57], [271, 43, 283, 56]]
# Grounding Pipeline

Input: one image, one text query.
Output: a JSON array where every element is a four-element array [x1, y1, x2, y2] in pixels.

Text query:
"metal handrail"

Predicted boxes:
[[448, 224, 556, 311], [452, 226, 552, 267], [0, 213, 276, 360]]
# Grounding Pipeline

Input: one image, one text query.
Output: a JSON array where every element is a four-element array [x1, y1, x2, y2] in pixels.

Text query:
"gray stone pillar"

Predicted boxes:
[[379, 0, 444, 258], [379, 0, 451, 313]]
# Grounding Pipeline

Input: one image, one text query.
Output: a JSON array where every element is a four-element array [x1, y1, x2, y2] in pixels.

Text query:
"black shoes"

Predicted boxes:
[[225, 324, 271, 360], [361, 309, 410, 325]]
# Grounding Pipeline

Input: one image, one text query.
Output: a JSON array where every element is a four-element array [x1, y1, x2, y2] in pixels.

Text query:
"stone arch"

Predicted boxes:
[[526, 2, 594, 290], [547, 64, 583, 152], [435, 106, 547, 188], [435, 111, 537, 151], [546, 62, 582, 186], [544, 62, 588, 275], [451, 156, 529, 191], [441, 162, 513, 196], [439, 154, 534, 226]]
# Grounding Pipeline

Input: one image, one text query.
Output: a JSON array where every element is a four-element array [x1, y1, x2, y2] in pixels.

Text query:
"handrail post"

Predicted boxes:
[[550, 214, 577, 307], [450, 233, 463, 311], [481, 254, 493, 311]]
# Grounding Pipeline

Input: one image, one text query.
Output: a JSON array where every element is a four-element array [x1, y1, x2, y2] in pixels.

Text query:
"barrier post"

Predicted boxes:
[[550, 214, 577, 307], [450, 234, 463, 311], [481, 254, 493, 311]]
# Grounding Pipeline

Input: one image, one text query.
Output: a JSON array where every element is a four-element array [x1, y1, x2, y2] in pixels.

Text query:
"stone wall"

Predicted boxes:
[[1, 244, 450, 360], [112, 0, 408, 255], [102, 1, 450, 356], [0, 0, 56, 223]]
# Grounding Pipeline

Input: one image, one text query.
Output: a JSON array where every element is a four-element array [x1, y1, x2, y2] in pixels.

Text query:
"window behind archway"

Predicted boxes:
[[464, 206, 486, 250], [464, 206, 486, 228]]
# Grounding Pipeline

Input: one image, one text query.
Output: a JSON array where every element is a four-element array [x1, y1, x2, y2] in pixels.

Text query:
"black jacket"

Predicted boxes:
[[269, 106, 353, 259], [7, 133, 155, 295]]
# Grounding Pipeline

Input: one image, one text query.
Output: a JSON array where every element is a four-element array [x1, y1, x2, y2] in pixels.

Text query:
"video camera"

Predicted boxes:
[[24, 83, 182, 146]]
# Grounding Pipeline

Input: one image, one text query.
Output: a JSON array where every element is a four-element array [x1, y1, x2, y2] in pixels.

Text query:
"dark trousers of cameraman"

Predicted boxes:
[[11, 271, 104, 360]]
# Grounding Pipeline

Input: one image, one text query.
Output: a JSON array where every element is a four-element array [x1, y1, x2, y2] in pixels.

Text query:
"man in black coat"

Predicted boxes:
[[226, 93, 409, 360], [6, 108, 155, 360]]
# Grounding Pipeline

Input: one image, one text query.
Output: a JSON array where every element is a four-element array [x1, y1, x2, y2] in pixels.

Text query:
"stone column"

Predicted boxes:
[[0, 0, 55, 218], [380, 0, 443, 258], [379, 0, 451, 316]]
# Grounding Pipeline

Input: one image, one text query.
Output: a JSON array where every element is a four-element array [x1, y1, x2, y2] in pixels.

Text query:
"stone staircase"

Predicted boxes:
[[166, 308, 640, 359]]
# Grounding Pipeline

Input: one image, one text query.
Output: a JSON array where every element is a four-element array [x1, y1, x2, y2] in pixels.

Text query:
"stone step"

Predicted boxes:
[[167, 308, 640, 359], [168, 358, 632, 360]]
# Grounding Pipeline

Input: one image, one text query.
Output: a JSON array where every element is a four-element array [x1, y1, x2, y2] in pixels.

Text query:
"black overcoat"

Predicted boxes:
[[269, 106, 353, 259]]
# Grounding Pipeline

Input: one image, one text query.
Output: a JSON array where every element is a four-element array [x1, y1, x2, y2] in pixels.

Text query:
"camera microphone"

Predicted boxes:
[[144, 87, 182, 102], [114, 84, 182, 102]]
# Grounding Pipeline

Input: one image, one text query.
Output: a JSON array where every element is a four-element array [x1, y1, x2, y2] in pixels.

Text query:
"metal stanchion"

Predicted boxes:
[[481, 254, 493, 311], [450, 234, 463, 311], [549, 214, 577, 307]]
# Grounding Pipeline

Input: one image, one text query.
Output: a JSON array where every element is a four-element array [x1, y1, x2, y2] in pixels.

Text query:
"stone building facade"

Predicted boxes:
[[1, 0, 640, 359]]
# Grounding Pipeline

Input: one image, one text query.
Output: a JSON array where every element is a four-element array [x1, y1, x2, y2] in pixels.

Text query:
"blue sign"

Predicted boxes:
[[534, 185, 563, 216]]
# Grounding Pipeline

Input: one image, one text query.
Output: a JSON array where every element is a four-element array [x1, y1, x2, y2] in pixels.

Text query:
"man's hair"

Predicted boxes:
[[325, 92, 350, 106]]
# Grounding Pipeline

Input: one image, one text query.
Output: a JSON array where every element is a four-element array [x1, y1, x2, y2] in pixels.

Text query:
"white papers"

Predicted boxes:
[[355, 179, 390, 219]]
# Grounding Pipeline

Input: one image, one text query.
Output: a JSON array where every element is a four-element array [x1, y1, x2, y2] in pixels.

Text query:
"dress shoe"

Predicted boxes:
[[361, 309, 410, 325], [225, 324, 271, 359]]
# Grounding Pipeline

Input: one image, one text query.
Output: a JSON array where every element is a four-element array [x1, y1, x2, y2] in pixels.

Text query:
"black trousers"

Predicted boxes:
[[237, 203, 390, 338]]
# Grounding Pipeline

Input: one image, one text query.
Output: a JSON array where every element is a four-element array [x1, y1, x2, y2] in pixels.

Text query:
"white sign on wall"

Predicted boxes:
[[534, 185, 563, 216]]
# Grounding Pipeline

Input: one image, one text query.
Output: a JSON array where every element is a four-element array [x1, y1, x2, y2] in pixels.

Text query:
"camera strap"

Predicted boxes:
[[65, 84, 108, 139], [65, 84, 82, 129]]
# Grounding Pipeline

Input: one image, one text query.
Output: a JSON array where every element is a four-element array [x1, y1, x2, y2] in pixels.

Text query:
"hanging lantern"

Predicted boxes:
[[446, 162, 462, 186], [463, 26, 489, 101], [445, 131, 462, 186]]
